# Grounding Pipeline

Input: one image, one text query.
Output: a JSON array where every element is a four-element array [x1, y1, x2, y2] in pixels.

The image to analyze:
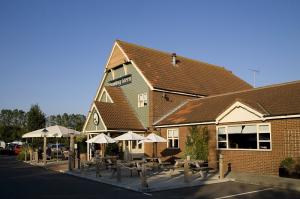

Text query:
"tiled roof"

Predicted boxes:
[[94, 86, 145, 131], [156, 81, 300, 125], [117, 40, 252, 96]]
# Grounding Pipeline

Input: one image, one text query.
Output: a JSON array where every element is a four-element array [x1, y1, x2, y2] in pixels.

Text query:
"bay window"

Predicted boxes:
[[217, 123, 271, 150]]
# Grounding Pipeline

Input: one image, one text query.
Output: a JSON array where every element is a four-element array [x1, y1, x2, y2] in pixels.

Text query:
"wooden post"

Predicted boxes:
[[69, 133, 75, 171], [116, 161, 121, 182], [43, 135, 47, 165], [141, 163, 148, 190], [219, 154, 224, 179]]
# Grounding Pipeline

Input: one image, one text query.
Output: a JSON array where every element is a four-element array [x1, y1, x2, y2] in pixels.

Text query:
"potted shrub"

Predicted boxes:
[[279, 157, 295, 178]]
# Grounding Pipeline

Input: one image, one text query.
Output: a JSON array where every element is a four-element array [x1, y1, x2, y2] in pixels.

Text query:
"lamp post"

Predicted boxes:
[[42, 128, 48, 165]]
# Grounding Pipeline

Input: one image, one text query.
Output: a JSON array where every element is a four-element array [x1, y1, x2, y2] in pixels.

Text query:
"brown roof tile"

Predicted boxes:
[[156, 81, 300, 125], [94, 86, 145, 131], [117, 40, 252, 96]]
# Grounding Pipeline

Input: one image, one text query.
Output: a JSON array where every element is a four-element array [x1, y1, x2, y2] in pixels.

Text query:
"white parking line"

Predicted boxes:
[[214, 188, 274, 199]]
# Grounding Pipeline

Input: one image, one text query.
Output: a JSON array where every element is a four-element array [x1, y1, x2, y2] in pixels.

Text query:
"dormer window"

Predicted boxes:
[[138, 93, 148, 107]]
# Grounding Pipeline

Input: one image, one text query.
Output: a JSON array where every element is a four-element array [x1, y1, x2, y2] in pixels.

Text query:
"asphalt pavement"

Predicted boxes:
[[1, 155, 300, 199]]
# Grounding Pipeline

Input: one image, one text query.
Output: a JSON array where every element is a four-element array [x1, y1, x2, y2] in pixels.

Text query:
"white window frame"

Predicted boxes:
[[167, 128, 179, 149], [216, 123, 272, 151], [138, 92, 148, 108]]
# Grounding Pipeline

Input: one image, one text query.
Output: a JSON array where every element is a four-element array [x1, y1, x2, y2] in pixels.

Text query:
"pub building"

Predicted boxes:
[[83, 40, 300, 176]]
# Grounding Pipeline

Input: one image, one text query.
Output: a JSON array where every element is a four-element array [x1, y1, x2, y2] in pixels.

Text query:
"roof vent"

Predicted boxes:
[[171, 53, 177, 66]]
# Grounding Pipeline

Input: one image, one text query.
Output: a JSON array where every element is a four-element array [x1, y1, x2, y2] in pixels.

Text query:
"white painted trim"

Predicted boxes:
[[153, 88, 205, 97], [167, 128, 179, 149], [130, 60, 154, 90], [216, 101, 265, 124], [99, 87, 114, 103], [93, 70, 108, 101], [83, 104, 108, 133], [216, 123, 272, 151], [265, 114, 300, 120], [155, 121, 215, 128]]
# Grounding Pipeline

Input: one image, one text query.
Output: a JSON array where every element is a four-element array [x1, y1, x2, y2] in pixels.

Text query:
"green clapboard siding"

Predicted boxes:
[[104, 64, 149, 128], [85, 108, 106, 132]]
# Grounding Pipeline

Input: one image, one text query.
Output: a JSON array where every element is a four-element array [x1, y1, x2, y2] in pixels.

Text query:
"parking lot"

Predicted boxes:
[[1, 155, 300, 199]]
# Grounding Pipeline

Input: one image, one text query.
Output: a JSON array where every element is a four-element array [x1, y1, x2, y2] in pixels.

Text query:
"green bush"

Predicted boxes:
[[184, 126, 209, 161], [280, 157, 295, 170]]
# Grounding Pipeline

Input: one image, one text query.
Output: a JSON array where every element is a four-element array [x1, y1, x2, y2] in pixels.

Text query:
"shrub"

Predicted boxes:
[[184, 126, 209, 161], [105, 143, 119, 156], [280, 157, 295, 170], [17, 148, 28, 161]]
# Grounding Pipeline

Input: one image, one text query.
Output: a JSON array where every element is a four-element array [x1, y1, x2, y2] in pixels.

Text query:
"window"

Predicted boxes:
[[138, 93, 148, 107], [217, 124, 271, 150], [167, 129, 179, 148]]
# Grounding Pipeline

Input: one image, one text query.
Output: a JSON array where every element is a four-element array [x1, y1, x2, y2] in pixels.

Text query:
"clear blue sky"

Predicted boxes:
[[0, 0, 299, 116]]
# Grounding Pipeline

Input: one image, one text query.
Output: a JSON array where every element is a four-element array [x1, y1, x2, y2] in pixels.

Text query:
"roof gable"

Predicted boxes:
[[216, 101, 264, 124]]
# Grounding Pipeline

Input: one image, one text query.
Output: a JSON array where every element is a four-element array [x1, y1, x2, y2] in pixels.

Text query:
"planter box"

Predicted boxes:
[[279, 167, 300, 179]]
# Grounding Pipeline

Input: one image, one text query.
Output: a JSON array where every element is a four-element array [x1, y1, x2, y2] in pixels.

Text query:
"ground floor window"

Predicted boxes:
[[217, 123, 271, 150], [167, 129, 179, 148]]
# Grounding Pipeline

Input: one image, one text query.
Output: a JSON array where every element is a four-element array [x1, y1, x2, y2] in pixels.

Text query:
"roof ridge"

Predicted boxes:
[[190, 79, 300, 102], [116, 39, 234, 73]]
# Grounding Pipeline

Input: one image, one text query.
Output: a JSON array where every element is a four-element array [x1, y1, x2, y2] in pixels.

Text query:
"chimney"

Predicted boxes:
[[171, 53, 177, 66]]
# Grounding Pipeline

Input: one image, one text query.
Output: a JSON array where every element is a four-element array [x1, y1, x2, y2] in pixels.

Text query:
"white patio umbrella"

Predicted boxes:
[[22, 125, 81, 163], [86, 133, 116, 144], [114, 131, 146, 160], [86, 133, 115, 157], [22, 125, 81, 138], [138, 133, 167, 157]]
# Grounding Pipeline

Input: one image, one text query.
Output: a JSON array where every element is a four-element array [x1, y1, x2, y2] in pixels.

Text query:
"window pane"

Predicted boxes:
[[218, 142, 227, 148], [227, 126, 243, 134], [259, 125, 269, 133], [218, 134, 227, 141], [138, 143, 142, 149], [259, 142, 271, 149], [132, 140, 137, 149], [167, 131, 173, 138], [173, 139, 179, 148], [218, 127, 226, 134], [168, 139, 173, 148], [259, 133, 270, 141], [228, 134, 257, 149], [242, 125, 257, 133], [173, 130, 179, 138]]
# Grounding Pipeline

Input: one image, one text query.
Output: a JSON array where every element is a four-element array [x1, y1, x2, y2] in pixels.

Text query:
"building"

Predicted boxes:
[[83, 40, 300, 176]]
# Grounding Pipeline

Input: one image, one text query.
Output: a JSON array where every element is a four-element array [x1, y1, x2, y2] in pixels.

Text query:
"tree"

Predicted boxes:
[[184, 126, 209, 161], [27, 104, 46, 132]]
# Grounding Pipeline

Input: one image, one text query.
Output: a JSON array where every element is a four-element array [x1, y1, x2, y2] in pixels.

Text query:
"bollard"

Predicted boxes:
[[141, 164, 148, 190], [184, 159, 190, 183], [219, 154, 224, 179], [116, 161, 121, 182]]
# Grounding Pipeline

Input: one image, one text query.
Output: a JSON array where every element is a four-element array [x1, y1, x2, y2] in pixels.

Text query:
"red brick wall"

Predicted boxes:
[[219, 118, 300, 176], [156, 118, 300, 176]]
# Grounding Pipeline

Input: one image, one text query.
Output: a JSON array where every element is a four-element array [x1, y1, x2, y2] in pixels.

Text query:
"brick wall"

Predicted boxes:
[[219, 118, 300, 176], [156, 118, 300, 176]]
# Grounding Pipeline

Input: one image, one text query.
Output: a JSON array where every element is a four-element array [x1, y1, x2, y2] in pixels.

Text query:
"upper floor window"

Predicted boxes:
[[167, 129, 179, 148], [138, 93, 148, 107], [217, 123, 271, 150]]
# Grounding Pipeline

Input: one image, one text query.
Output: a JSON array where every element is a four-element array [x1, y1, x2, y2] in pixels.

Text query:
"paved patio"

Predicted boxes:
[[67, 166, 231, 192]]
